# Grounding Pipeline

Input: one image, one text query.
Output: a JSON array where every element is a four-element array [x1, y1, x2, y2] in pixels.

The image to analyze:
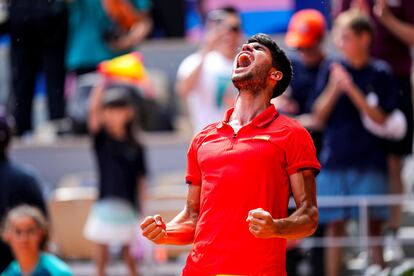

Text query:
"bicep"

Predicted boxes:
[[289, 170, 317, 208]]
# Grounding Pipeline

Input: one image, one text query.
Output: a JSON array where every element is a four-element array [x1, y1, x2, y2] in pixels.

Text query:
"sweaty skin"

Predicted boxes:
[[141, 184, 200, 245], [141, 41, 318, 244], [246, 169, 318, 239]]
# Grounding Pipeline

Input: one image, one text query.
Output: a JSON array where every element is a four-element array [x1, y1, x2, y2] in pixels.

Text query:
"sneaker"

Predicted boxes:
[[384, 230, 405, 263]]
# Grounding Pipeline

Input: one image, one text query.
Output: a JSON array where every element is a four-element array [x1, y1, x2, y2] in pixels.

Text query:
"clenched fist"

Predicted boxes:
[[246, 208, 277, 239], [140, 215, 167, 244]]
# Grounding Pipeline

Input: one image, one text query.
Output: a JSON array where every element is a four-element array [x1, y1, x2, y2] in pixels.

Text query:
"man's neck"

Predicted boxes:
[[17, 252, 40, 274], [231, 90, 271, 126], [347, 53, 370, 69]]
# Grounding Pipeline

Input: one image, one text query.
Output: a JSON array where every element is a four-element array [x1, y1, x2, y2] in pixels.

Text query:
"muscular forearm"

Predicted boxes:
[[347, 85, 387, 124], [162, 209, 197, 245], [273, 204, 318, 239]]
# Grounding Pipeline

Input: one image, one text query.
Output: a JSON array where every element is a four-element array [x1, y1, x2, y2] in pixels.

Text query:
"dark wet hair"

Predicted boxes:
[[247, 33, 293, 98]]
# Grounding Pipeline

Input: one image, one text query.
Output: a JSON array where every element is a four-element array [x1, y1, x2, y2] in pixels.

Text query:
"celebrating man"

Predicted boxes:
[[141, 34, 320, 276]]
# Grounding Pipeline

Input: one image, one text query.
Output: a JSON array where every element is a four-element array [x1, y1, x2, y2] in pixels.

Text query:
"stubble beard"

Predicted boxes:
[[232, 63, 271, 94]]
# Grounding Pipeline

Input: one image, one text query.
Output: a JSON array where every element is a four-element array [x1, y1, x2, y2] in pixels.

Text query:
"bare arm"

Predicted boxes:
[[110, 13, 153, 50], [312, 63, 348, 126], [137, 176, 147, 213], [140, 184, 201, 245], [247, 170, 318, 239], [374, 0, 414, 46], [312, 81, 342, 127], [175, 56, 206, 97], [88, 80, 106, 134], [345, 83, 387, 124], [313, 62, 388, 125], [175, 24, 223, 96]]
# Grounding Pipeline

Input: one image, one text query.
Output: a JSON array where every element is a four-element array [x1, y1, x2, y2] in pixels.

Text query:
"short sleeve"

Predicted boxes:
[[132, 0, 151, 11], [285, 127, 321, 176], [185, 136, 202, 186], [177, 53, 202, 80]]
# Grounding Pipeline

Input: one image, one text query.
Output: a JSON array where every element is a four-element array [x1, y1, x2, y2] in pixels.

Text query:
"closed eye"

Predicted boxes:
[[253, 45, 264, 51]]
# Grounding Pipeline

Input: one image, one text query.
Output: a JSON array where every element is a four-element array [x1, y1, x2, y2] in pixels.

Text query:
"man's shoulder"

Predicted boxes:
[[272, 113, 305, 131], [268, 114, 312, 142], [192, 122, 219, 142], [0, 162, 41, 197], [10, 162, 38, 181]]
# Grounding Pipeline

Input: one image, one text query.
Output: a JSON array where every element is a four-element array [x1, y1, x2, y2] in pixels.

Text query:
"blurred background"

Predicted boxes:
[[0, 0, 413, 275]]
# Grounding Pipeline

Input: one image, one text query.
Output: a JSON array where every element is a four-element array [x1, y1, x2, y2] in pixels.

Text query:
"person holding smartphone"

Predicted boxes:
[[176, 6, 243, 132]]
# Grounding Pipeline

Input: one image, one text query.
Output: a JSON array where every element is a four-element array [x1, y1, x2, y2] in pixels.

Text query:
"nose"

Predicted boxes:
[[241, 43, 253, 52]]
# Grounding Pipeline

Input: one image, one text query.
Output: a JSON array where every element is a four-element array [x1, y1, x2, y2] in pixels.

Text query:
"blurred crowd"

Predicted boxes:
[[0, 0, 413, 275]]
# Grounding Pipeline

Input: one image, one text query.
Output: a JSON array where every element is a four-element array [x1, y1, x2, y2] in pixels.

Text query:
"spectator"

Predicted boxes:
[[335, 0, 414, 245], [1, 205, 72, 276], [310, 10, 398, 275], [9, 0, 67, 135], [281, 9, 327, 276], [65, 0, 152, 75], [176, 6, 242, 132], [0, 108, 46, 272], [278, 9, 327, 154], [84, 82, 147, 276]]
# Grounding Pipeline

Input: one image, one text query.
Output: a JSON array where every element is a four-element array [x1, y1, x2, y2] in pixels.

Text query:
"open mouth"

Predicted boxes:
[[237, 52, 253, 68]]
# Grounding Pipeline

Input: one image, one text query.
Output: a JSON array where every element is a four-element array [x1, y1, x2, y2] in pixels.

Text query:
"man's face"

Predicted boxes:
[[334, 26, 369, 60], [232, 41, 274, 92], [208, 13, 242, 53], [296, 42, 323, 67]]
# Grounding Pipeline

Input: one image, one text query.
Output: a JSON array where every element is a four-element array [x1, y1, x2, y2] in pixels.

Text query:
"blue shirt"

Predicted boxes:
[[1, 253, 72, 276], [66, 0, 151, 70], [290, 57, 328, 115], [309, 59, 397, 171]]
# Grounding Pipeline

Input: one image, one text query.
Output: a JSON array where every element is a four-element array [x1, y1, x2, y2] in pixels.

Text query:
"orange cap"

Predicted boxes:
[[285, 9, 326, 48]]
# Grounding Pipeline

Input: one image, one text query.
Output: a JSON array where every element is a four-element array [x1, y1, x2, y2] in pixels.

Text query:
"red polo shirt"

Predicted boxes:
[[183, 105, 320, 276]]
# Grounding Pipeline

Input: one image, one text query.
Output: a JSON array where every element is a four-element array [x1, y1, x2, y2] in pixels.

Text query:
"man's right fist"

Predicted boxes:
[[140, 215, 167, 244]]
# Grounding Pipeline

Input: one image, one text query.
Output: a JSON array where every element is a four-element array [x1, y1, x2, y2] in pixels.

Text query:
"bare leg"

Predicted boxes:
[[369, 220, 385, 267], [95, 243, 109, 276], [325, 221, 346, 276], [122, 245, 138, 276], [387, 154, 403, 229]]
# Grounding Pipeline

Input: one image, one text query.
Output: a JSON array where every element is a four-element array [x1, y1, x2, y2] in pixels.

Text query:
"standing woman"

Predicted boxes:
[[84, 82, 147, 276]]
